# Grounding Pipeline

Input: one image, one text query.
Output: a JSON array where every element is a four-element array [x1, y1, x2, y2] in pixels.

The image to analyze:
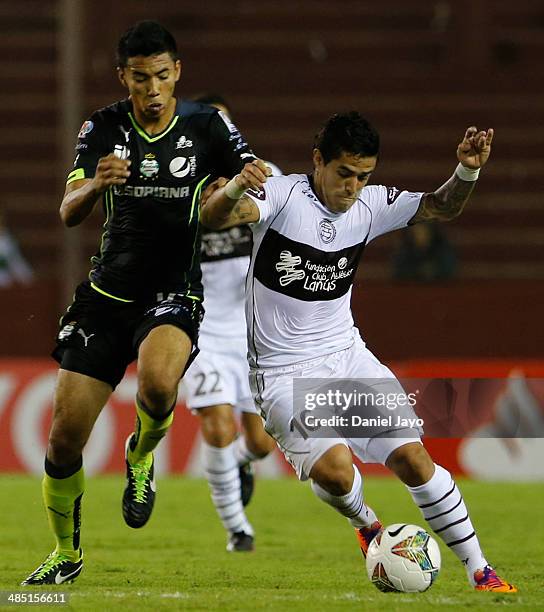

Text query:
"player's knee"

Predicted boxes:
[[310, 445, 354, 495], [48, 426, 86, 465], [199, 408, 237, 447], [386, 442, 434, 486], [138, 376, 177, 416], [246, 431, 275, 458]]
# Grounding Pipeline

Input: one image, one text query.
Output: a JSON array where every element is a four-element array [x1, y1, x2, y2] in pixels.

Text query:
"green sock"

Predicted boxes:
[[128, 397, 174, 465], [42, 467, 84, 560]]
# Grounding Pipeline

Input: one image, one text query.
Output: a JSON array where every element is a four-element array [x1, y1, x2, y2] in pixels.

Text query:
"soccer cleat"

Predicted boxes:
[[355, 520, 384, 559], [21, 549, 83, 585], [473, 566, 517, 593], [227, 531, 254, 552], [239, 462, 255, 507], [122, 435, 156, 528]]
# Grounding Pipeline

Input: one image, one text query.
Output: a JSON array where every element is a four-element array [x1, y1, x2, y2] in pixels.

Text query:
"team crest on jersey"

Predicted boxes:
[[169, 156, 197, 178], [140, 153, 159, 178], [319, 219, 336, 243], [78, 121, 94, 139]]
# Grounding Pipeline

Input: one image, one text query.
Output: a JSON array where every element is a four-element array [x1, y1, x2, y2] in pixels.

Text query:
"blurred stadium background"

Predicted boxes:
[[1, 0, 543, 480]]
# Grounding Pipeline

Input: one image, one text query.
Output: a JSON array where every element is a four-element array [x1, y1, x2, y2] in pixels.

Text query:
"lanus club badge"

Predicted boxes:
[[140, 153, 159, 179]]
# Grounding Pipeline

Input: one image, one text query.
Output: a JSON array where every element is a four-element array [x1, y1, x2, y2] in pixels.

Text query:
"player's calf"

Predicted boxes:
[[311, 457, 380, 529], [309, 444, 355, 495], [401, 460, 517, 591]]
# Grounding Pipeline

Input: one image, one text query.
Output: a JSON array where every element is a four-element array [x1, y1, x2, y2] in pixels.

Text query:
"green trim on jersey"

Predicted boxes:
[[67, 168, 85, 184], [90, 188, 113, 269], [128, 112, 179, 143], [190, 174, 210, 226], [186, 174, 210, 296], [90, 282, 135, 303]]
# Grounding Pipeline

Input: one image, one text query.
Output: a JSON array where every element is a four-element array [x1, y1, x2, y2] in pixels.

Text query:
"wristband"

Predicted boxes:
[[455, 163, 480, 181], [225, 177, 248, 200]]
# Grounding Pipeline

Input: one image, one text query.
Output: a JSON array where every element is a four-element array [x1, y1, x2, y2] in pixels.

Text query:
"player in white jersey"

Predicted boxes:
[[183, 95, 277, 552], [200, 112, 516, 592]]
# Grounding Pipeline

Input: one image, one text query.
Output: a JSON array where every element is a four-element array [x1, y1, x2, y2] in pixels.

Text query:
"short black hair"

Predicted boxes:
[[192, 93, 231, 115], [117, 21, 178, 68], [314, 112, 380, 164]]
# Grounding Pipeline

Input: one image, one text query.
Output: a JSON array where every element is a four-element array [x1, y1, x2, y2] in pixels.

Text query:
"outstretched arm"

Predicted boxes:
[[200, 159, 270, 229], [411, 126, 494, 223]]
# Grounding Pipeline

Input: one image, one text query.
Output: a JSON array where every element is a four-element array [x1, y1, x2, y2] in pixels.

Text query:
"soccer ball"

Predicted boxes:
[[365, 524, 441, 593]]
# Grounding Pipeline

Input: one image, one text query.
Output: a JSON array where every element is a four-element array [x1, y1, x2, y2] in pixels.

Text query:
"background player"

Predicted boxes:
[[183, 94, 277, 552], [200, 113, 516, 593], [0, 202, 34, 288], [23, 21, 259, 585]]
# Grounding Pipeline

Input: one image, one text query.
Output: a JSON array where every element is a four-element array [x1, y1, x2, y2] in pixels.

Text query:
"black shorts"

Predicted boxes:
[[52, 281, 204, 389]]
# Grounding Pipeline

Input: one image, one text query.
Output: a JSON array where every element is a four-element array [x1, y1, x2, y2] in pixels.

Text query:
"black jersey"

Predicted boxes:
[[67, 99, 256, 302]]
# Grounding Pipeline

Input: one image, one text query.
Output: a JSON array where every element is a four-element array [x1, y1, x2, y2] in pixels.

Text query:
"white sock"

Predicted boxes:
[[311, 468, 378, 528], [407, 463, 487, 582], [232, 435, 259, 466], [202, 440, 254, 536]]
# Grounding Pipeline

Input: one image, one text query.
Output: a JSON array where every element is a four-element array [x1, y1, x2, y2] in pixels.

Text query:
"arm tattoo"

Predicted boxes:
[[413, 174, 476, 223], [232, 196, 255, 221], [201, 192, 257, 229]]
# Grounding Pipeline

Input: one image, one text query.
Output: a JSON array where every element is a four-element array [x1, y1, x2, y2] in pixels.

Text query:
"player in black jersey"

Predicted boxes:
[[22, 21, 268, 586]]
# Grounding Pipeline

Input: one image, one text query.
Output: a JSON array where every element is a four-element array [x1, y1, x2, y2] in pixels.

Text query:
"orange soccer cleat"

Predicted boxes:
[[474, 566, 517, 593], [355, 520, 384, 559]]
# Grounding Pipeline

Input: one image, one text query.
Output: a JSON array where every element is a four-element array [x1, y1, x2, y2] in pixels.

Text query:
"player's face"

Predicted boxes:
[[313, 149, 377, 213], [118, 53, 181, 123]]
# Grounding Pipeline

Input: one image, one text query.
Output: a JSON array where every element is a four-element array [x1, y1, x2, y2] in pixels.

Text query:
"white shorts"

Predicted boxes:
[[249, 335, 422, 480], [183, 339, 257, 414]]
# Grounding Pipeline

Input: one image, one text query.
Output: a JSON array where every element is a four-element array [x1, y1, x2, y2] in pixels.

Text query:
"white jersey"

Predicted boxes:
[[199, 162, 282, 346], [246, 174, 423, 368], [199, 228, 251, 344]]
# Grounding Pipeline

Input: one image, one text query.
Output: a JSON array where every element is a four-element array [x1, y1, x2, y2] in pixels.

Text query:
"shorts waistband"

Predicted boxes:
[[251, 343, 353, 375]]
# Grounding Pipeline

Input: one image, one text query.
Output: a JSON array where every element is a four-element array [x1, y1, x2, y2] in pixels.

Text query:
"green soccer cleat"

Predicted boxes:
[[122, 435, 156, 528], [22, 549, 83, 585]]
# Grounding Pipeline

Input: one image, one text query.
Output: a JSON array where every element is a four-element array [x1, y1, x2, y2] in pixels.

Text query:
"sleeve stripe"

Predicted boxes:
[[66, 168, 86, 184]]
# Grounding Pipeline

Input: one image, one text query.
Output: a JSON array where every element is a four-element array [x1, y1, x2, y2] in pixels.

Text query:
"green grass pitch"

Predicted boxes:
[[0, 475, 542, 610]]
